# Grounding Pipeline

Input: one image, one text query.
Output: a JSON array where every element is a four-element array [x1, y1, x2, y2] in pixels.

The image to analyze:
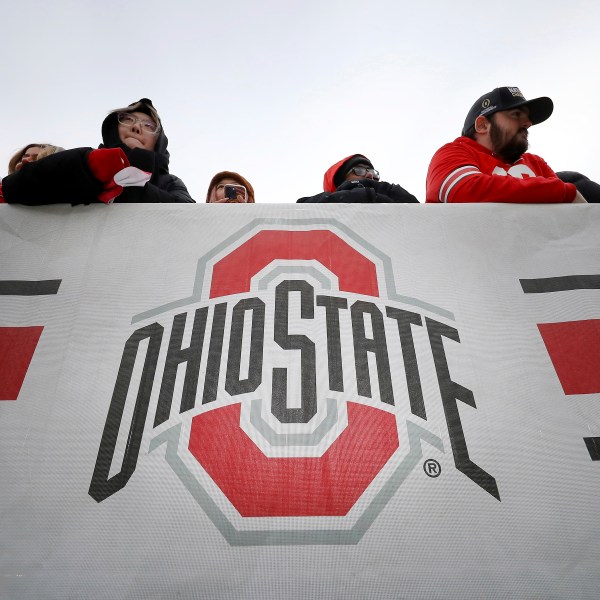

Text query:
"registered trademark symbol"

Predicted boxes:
[[423, 459, 441, 478]]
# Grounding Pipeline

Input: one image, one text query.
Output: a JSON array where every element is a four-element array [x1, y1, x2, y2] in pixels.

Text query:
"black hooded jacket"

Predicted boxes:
[[2, 99, 194, 205], [297, 178, 420, 203], [297, 154, 418, 204]]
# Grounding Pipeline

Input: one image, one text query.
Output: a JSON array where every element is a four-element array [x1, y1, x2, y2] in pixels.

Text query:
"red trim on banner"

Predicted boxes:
[[0, 326, 44, 400], [538, 319, 600, 395], [209, 230, 379, 298], [189, 402, 398, 517]]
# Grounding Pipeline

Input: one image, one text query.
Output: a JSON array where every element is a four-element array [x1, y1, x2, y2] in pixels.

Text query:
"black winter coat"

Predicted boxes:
[[297, 179, 419, 204], [2, 99, 194, 204]]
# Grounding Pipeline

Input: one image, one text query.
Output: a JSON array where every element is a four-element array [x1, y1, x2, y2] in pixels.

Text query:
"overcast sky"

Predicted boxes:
[[2, 0, 599, 203]]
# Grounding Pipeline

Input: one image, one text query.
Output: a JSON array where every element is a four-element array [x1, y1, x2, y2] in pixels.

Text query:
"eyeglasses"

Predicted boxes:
[[117, 113, 160, 134], [348, 166, 380, 180]]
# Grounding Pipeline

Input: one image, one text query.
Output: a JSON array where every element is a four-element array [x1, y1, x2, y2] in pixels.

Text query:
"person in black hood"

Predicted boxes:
[[1, 98, 194, 205], [297, 154, 418, 204]]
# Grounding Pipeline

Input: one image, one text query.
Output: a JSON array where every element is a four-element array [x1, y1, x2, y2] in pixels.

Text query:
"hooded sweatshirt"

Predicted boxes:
[[2, 98, 194, 205], [322, 154, 374, 193], [298, 154, 418, 203]]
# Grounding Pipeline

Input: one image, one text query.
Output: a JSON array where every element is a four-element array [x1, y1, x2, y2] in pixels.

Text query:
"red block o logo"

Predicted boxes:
[[189, 402, 398, 517], [189, 230, 400, 517]]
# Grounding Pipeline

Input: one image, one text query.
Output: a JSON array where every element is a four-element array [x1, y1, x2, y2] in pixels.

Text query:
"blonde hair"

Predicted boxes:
[[8, 143, 63, 174], [36, 145, 65, 161]]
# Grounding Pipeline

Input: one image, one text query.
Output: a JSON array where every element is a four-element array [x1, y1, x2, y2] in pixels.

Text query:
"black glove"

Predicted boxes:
[[122, 147, 156, 175], [336, 179, 376, 191], [371, 181, 419, 203], [337, 179, 419, 203]]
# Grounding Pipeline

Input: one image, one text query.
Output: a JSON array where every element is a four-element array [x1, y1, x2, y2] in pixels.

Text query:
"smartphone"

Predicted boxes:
[[225, 186, 238, 201]]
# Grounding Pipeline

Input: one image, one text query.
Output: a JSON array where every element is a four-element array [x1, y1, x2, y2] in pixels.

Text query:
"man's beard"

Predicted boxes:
[[490, 120, 529, 163]]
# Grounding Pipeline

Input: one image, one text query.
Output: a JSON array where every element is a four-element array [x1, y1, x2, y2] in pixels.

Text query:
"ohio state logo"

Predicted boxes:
[[89, 218, 499, 545]]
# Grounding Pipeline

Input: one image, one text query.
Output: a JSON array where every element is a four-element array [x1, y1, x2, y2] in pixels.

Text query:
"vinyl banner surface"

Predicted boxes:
[[1, 203, 599, 599]]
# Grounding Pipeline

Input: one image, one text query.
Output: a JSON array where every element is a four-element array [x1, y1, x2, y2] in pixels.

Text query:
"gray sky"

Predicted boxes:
[[2, 0, 599, 203]]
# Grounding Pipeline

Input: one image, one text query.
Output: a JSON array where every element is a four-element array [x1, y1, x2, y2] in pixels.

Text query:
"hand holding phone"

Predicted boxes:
[[224, 184, 247, 203]]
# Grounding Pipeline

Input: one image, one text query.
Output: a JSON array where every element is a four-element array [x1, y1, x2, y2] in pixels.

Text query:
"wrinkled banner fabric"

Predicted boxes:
[[1, 203, 599, 599]]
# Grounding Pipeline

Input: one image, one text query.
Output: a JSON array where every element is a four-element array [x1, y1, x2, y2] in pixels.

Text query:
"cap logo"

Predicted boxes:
[[508, 87, 524, 98], [478, 98, 497, 116]]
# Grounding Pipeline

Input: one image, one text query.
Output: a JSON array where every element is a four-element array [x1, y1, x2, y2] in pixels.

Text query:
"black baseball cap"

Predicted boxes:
[[462, 87, 554, 135]]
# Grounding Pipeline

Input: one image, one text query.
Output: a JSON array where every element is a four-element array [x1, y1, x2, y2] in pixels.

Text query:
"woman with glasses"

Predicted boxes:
[[1, 98, 194, 204], [297, 154, 418, 204]]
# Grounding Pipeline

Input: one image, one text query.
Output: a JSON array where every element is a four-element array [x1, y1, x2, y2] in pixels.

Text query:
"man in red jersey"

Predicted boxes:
[[426, 86, 586, 203]]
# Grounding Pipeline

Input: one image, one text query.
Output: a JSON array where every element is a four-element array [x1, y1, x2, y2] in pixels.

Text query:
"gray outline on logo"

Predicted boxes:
[[149, 420, 444, 546], [256, 265, 332, 292], [132, 218, 454, 323], [249, 397, 339, 446]]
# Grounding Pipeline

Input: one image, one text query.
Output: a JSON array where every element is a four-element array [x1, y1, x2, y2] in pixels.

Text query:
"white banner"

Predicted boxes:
[[1, 203, 599, 599]]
